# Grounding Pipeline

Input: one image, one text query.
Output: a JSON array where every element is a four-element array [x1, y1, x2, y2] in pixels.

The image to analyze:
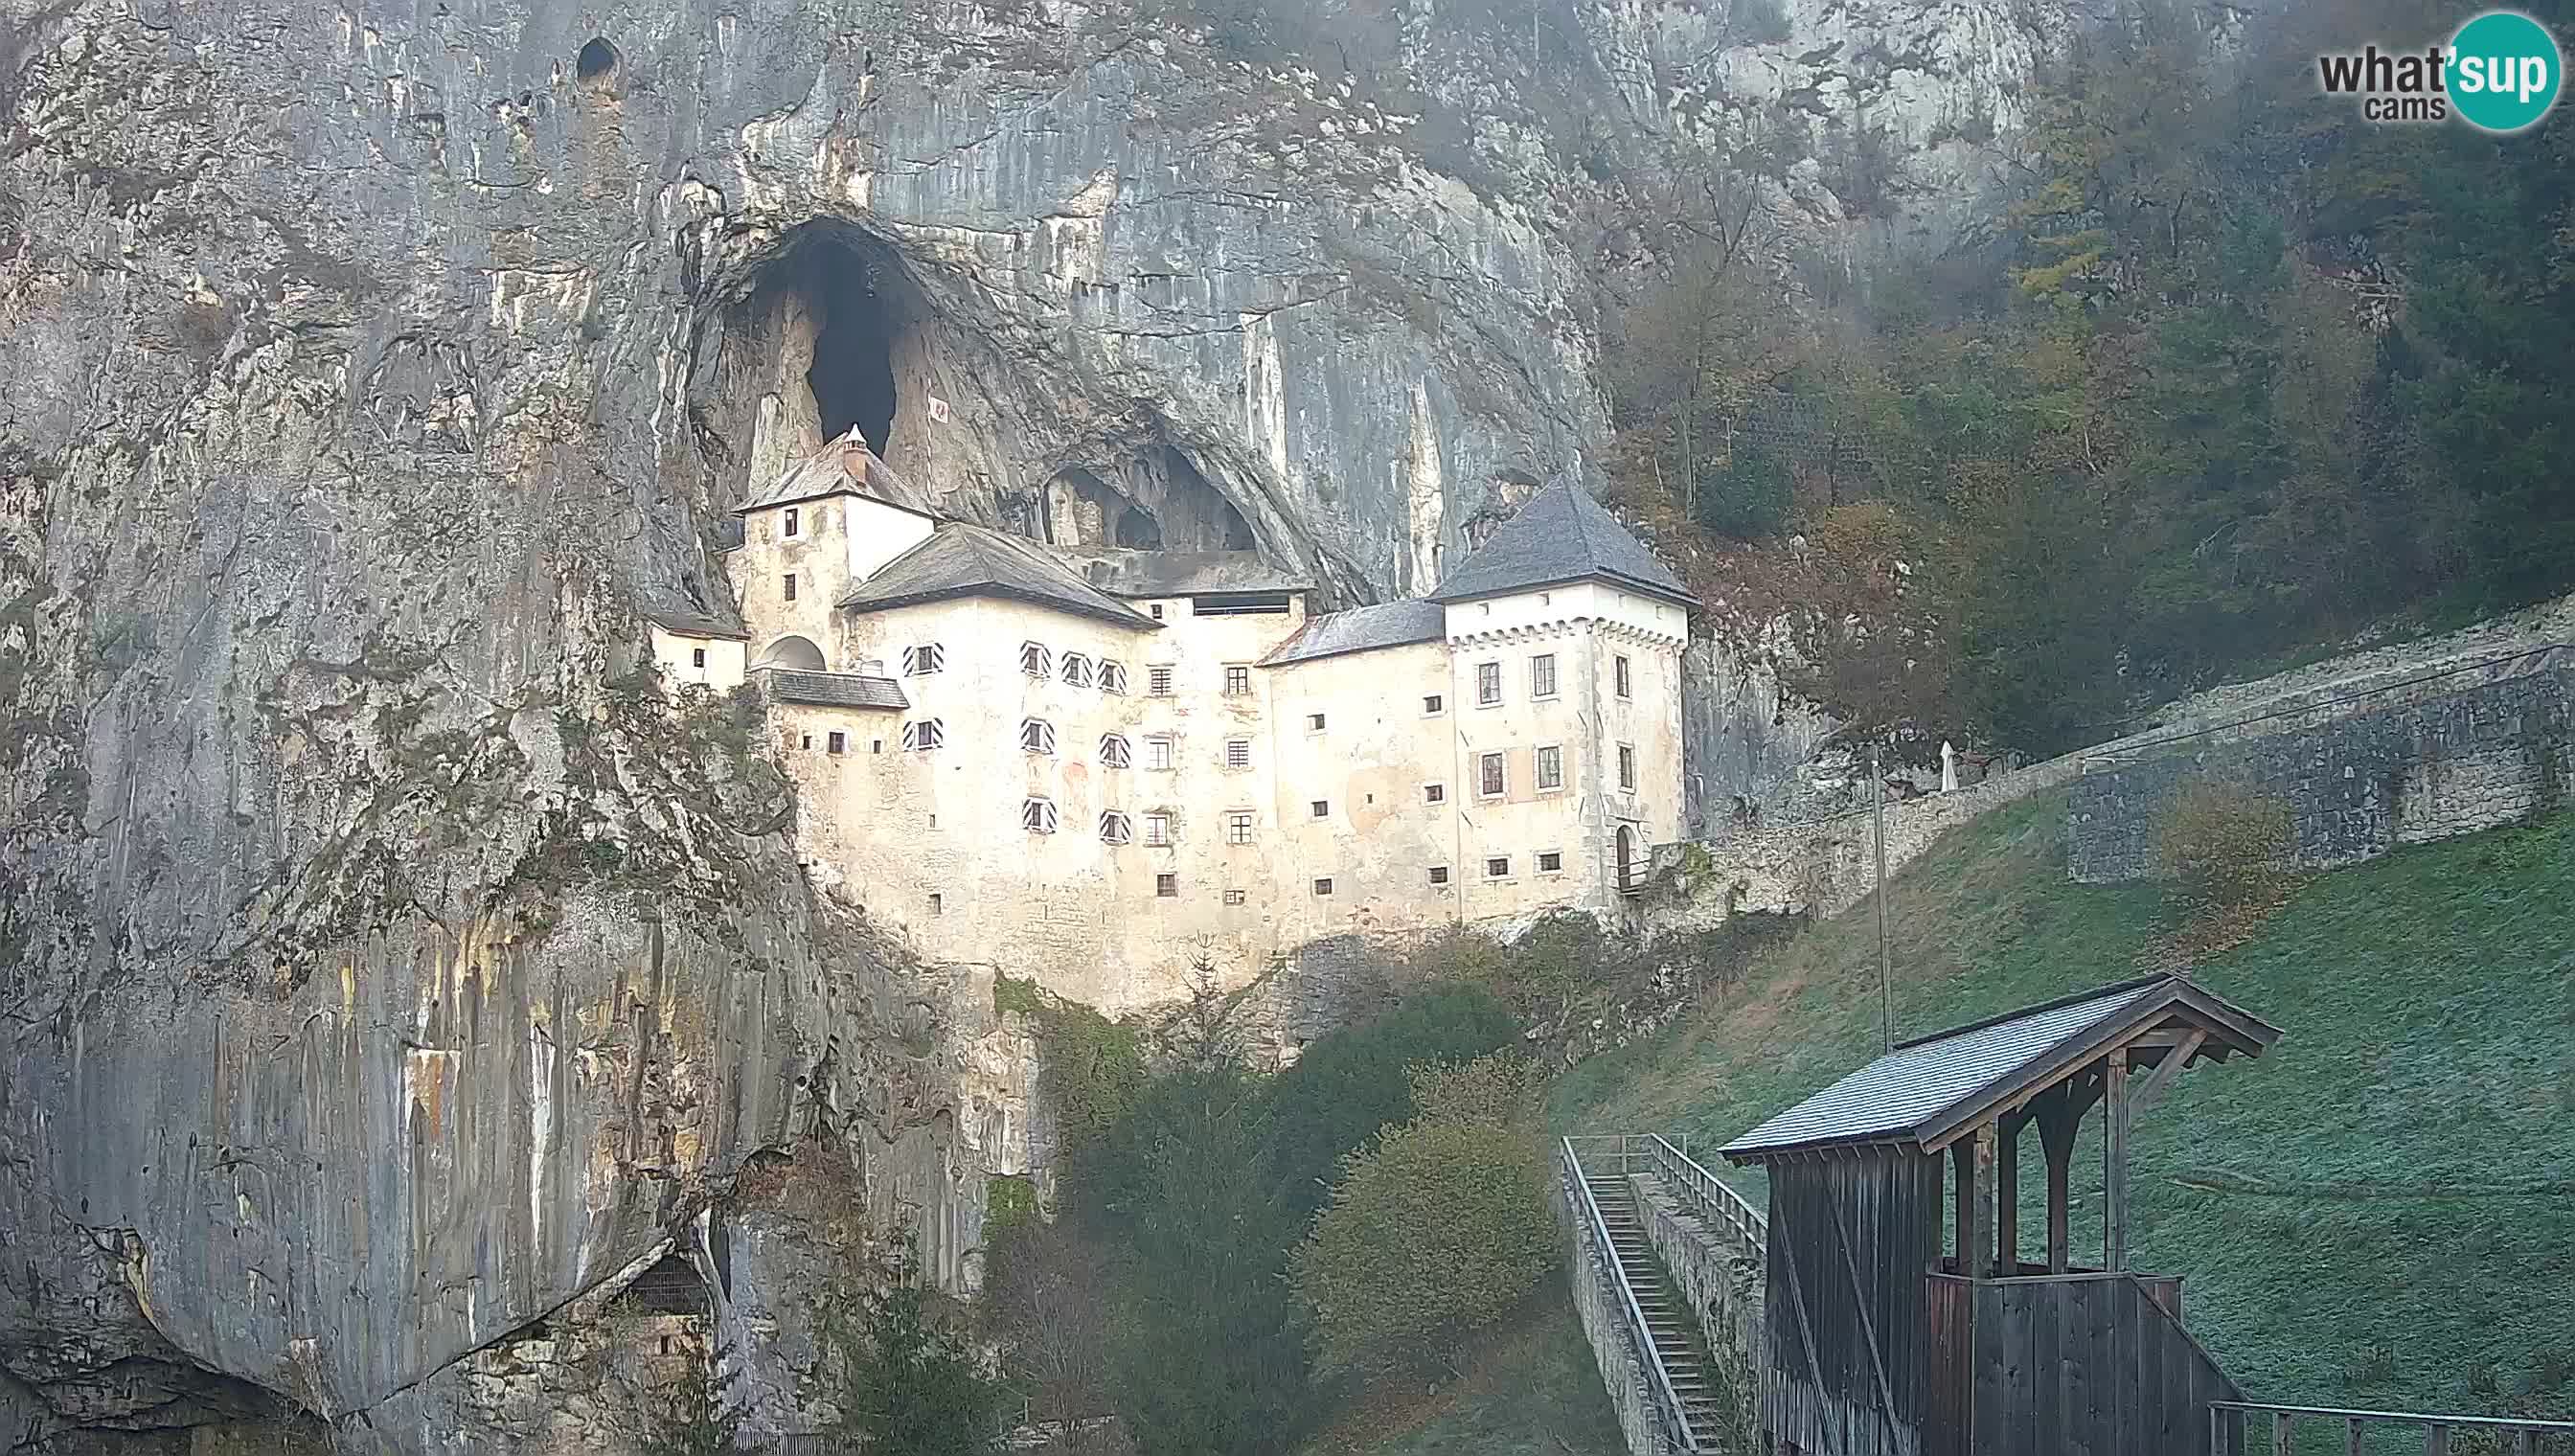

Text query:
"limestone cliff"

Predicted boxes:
[[0, 0, 2055, 1446]]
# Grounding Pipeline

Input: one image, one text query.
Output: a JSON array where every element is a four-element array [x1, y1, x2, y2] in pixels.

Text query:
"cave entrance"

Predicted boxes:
[[806, 243, 900, 459], [626, 1254, 712, 1317], [1048, 467, 1164, 549]]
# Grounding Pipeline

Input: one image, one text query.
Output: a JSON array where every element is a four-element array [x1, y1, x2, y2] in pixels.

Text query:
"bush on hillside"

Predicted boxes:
[[2154, 780, 2295, 919], [1259, 981, 1518, 1220], [1291, 1055, 1556, 1376], [815, 1239, 1014, 1456]]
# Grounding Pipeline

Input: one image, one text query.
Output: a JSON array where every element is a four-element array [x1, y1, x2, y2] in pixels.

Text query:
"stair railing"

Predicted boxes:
[[1642, 1134, 1767, 1263], [1562, 1137, 1705, 1454]]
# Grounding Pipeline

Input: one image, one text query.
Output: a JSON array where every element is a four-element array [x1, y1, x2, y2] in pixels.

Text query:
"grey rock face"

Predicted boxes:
[[0, 0, 2040, 1445]]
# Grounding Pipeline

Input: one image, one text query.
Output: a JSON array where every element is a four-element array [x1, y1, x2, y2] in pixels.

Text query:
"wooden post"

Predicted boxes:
[[2275, 1412, 2295, 1454], [2107, 1051, 2132, 1272], [2041, 1096, 2078, 1274], [1951, 1134, 1979, 1277], [1971, 1122, 1998, 1279], [2427, 1422, 2450, 1456], [2346, 1416, 2365, 1455], [1994, 1113, 2021, 1277]]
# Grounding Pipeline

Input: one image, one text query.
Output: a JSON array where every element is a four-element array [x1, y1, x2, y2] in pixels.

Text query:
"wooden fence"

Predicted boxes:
[[2210, 1401, 2575, 1455]]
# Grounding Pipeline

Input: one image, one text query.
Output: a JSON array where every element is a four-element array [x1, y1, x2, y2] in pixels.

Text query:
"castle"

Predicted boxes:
[[647, 436, 1692, 1017]]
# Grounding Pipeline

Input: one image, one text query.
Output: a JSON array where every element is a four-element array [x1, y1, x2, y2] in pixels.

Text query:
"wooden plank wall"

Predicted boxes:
[[1759, 1149, 1945, 1456], [1967, 1273, 2243, 1456]]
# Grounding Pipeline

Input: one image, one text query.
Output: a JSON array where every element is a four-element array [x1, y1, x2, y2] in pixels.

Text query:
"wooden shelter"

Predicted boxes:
[[1719, 974, 2281, 1456]]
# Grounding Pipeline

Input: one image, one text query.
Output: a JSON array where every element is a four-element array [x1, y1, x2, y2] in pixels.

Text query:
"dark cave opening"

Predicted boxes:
[[1163, 445, 1255, 551], [1051, 466, 1164, 549], [575, 37, 620, 85], [806, 243, 900, 459]]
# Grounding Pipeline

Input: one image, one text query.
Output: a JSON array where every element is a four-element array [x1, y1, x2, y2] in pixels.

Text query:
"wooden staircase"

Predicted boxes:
[[1583, 1170, 1733, 1446]]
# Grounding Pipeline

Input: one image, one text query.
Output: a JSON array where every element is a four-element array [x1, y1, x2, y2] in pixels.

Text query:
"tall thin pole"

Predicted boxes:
[[1873, 743, 1892, 1052]]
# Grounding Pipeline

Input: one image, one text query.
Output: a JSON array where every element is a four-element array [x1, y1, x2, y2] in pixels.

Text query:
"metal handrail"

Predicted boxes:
[[1642, 1134, 1767, 1261], [1562, 1137, 1703, 1453], [2209, 1399, 2574, 1453]]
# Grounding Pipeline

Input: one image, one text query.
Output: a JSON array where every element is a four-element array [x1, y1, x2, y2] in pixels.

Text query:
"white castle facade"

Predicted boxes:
[[647, 437, 1692, 1017]]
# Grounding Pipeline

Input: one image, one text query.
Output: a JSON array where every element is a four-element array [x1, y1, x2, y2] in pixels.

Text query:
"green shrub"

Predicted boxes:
[[1291, 1054, 1555, 1375], [1258, 982, 1517, 1220], [2153, 780, 2295, 921]]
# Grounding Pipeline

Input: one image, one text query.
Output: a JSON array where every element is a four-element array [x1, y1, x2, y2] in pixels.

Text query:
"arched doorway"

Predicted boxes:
[[756, 634, 826, 671], [1615, 825, 1636, 895]]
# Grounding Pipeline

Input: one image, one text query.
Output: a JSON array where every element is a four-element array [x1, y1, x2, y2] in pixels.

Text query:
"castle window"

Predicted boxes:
[[1149, 664, 1174, 696], [1226, 811, 1254, 844], [828, 732, 846, 755], [1061, 652, 1094, 688], [1424, 694, 1445, 716], [1538, 851, 1563, 874], [1100, 734, 1132, 768], [1486, 856, 1512, 879], [1537, 744, 1563, 791], [1310, 800, 1329, 819], [1146, 736, 1174, 771], [1306, 712, 1326, 732], [1146, 810, 1174, 846], [784, 508, 800, 537], [1614, 654, 1632, 699], [1099, 810, 1132, 846], [784, 574, 799, 603], [692, 648, 707, 669], [1312, 877, 1333, 897], [1020, 717, 1057, 755], [929, 893, 943, 915], [1099, 660, 1128, 694], [1223, 665, 1251, 695], [902, 643, 946, 675], [1151, 603, 1166, 620], [872, 739, 882, 754], [1531, 652, 1558, 699], [1022, 798, 1059, 834], [902, 718, 945, 751], [1156, 873, 1178, 898], [1020, 642, 1052, 679], [1424, 783, 1447, 805], [1476, 661, 1501, 706], [1618, 744, 1636, 791], [1428, 865, 1450, 886], [1225, 739, 1251, 770], [1479, 752, 1505, 798], [1223, 888, 1247, 905], [801, 734, 813, 750]]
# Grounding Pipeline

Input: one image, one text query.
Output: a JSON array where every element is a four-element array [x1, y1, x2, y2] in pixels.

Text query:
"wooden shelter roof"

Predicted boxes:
[[1719, 975, 2279, 1164]]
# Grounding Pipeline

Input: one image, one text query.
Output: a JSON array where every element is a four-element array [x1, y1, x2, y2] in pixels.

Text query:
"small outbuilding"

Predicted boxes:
[[1720, 974, 2281, 1456]]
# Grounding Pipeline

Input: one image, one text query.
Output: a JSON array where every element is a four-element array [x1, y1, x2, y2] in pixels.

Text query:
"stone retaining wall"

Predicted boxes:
[[1641, 749, 2085, 929], [2069, 651, 2573, 881], [1629, 1170, 1765, 1440]]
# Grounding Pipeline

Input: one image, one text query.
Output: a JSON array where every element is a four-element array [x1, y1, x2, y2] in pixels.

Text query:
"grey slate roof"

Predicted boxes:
[[838, 524, 1161, 630], [736, 432, 938, 518], [1051, 547, 1313, 598], [1431, 482, 1695, 608], [1718, 975, 2280, 1163], [764, 670, 909, 710], [1261, 599, 1448, 668]]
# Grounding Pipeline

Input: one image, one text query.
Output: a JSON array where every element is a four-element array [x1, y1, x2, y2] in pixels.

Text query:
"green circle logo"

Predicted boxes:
[[2448, 11, 2562, 132]]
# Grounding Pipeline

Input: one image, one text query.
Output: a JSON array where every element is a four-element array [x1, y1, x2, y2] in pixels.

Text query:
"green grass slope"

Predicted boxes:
[[1557, 793, 2575, 1421]]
